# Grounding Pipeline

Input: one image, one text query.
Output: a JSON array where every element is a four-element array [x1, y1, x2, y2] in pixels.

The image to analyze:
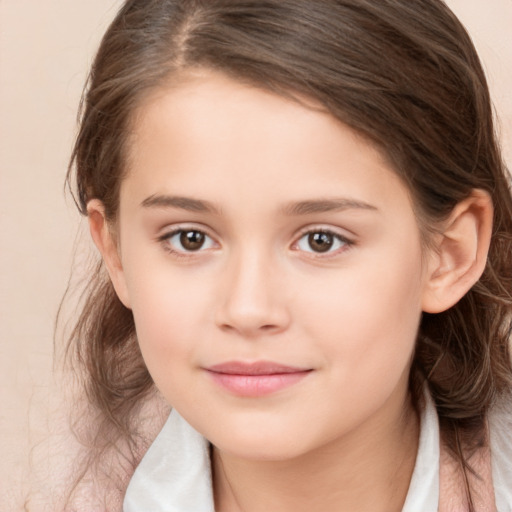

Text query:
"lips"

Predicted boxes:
[[208, 361, 309, 375], [205, 361, 312, 396]]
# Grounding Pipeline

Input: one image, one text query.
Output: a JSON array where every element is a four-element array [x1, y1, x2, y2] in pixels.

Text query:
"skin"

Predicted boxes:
[[88, 70, 493, 511]]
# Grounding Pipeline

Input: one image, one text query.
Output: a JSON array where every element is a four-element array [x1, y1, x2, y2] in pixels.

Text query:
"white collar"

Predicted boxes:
[[124, 395, 440, 512], [124, 409, 214, 512], [401, 391, 439, 511]]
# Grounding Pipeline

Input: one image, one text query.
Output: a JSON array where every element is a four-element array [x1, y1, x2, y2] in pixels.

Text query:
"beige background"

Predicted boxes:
[[0, 1, 511, 510]]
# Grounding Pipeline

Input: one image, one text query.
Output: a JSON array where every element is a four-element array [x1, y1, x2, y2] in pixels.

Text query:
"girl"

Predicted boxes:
[[65, 0, 512, 510]]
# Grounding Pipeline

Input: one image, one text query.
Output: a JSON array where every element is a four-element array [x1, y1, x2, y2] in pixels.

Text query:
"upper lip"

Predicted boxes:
[[206, 361, 311, 376]]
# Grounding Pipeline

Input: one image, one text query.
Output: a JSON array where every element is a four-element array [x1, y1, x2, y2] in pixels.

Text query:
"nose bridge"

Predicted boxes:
[[216, 242, 289, 336]]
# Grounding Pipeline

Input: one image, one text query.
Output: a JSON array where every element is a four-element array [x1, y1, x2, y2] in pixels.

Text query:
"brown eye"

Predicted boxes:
[[307, 232, 334, 253], [295, 230, 350, 255], [159, 228, 218, 256], [162, 228, 216, 255], [179, 230, 206, 251]]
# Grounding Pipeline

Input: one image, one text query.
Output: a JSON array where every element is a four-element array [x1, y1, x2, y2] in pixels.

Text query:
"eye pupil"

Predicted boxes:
[[180, 230, 205, 251], [308, 232, 333, 252]]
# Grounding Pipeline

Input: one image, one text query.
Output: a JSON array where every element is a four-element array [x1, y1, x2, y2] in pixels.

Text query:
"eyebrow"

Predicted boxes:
[[141, 194, 221, 214], [281, 198, 378, 216], [140, 194, 377, 216]]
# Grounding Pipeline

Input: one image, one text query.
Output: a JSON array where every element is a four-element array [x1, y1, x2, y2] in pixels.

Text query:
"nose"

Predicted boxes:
[[215, 249, 291, 338]]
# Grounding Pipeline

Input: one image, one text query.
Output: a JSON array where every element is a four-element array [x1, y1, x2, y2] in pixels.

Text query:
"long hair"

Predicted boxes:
[[65, 0, 512, 506]]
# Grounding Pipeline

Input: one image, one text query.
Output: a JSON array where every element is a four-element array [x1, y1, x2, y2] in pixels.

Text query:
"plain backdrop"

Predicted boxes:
[[0, 1, 511, 509]]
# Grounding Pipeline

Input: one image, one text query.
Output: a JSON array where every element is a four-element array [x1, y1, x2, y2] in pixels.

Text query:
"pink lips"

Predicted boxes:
[[205, 361, 312, 397]]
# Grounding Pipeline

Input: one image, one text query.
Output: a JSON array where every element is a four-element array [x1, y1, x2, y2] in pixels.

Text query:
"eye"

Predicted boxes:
[[162, 229, 216, 253], [295, 230, 351, 254]]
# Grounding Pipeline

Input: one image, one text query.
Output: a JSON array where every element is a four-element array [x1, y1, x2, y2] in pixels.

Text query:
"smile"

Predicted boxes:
[[205, 361, 313, 397]]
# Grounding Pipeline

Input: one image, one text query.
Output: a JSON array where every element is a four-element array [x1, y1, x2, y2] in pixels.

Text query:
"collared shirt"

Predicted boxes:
[[124, 394, 512, 511]]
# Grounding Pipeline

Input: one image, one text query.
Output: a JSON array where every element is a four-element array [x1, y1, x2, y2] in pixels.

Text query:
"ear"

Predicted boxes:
[[422, 189, 493, 314], [87, 199, 131, 309]]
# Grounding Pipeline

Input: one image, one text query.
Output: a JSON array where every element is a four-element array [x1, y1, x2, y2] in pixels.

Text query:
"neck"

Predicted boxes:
[[213, 388, 419, 512]]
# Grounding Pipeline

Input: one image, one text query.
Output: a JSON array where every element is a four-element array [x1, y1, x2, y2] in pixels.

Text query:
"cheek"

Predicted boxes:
[[123, 258, 215, 385], [130, 290, 207, 406], [302, 241, 425, 383]]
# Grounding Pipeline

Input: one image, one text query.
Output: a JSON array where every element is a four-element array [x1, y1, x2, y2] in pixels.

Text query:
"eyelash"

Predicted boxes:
[[157, 226, 354, 259], [292, 228, 354, 258], [158, 226, 217, 258]]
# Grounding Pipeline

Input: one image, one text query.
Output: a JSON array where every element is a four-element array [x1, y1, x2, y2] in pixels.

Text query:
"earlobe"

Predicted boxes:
[[87, 200, 132, 309], [422, 189, 493, 314]]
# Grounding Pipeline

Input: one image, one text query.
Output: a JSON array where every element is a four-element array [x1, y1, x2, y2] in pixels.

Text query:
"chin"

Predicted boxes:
[[212, 433, 310, 462], [204, 414, 321, 462]]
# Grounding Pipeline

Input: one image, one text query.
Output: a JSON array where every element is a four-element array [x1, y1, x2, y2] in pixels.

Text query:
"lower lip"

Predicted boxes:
[[206, 371, 311, 397]]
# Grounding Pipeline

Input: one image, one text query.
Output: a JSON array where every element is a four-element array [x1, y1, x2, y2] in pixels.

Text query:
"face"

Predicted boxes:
[[110, 70, 432, 460]]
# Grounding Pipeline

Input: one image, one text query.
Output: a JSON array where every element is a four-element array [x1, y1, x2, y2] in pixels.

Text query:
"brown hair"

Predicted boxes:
[[65, 0, 512, 506]]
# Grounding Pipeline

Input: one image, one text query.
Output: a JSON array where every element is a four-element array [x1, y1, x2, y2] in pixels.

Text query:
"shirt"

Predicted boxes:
[[123, 393, 512, 511]]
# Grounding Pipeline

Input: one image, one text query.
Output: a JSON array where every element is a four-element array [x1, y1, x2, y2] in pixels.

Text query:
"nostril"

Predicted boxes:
[[219, 323, 236, 332], [213, 273, 291, 336], [219, 323, 279, 333]]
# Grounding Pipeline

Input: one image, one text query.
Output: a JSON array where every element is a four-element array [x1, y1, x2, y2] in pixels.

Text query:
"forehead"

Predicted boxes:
[[122, 70, 414, 220]]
